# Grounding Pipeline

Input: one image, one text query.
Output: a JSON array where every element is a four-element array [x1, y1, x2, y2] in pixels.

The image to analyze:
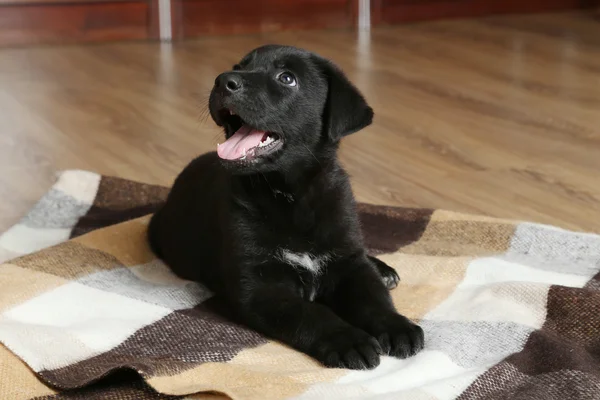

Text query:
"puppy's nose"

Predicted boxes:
[[215, 73, 243, 93]]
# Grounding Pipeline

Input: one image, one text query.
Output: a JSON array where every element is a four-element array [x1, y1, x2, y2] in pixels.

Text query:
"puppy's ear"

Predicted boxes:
[[317, 58, 374, 141]]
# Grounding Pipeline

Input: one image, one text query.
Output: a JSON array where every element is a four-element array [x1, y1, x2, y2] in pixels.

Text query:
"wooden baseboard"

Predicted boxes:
[[372, 0, 598, 24], [0, 1, 159, 46], [171, 0, 358, 39]]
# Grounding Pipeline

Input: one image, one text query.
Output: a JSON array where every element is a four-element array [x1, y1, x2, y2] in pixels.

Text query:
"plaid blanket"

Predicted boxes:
[[1, 170, 599, 400]]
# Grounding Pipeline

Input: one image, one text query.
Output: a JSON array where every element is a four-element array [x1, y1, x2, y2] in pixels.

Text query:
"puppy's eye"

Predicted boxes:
[[277, 72, 297, 87]]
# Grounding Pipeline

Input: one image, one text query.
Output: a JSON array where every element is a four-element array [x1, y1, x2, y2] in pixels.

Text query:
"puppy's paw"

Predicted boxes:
[[366, 314, 424, 358], [313, 327, 382, 370]]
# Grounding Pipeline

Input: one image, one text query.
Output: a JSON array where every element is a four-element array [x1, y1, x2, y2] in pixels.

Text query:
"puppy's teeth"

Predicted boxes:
[[258, 136, 278, 149], [242, 148, 246, 156]]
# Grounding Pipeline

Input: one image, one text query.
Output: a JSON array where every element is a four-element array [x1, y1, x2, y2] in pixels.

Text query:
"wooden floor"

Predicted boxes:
[[1, 12, 599, 233]]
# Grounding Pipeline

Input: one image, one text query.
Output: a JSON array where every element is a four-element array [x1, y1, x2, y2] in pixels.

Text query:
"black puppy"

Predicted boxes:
[[148, 45, 424, 370]]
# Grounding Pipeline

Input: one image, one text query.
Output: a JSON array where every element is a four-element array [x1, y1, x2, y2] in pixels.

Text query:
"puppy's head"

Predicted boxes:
[[209, 45, 373, 174]]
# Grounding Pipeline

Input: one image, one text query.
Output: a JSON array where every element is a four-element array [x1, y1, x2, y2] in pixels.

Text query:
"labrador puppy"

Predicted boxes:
[[148, 45, 424, 369]]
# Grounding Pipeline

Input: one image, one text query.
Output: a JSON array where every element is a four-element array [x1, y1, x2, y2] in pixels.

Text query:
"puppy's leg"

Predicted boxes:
[[234, 263, 382, 370], [369, 255, 400, 290], [324, 255, 424, 358]]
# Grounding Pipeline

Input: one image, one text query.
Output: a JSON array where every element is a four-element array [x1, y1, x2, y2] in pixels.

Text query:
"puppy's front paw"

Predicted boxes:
[[366, 314, 424, 358], [313, 327, 382, 370]]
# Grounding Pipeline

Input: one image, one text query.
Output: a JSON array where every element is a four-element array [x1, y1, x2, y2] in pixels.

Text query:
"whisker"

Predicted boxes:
[[194, 91, 212, 126], [302, 144, 321, 166], [197, 108, 211, 125], [212, 131, 223, 145]]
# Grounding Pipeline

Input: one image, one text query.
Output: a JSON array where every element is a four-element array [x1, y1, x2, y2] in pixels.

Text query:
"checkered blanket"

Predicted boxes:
[[1, 170, 599, 400]]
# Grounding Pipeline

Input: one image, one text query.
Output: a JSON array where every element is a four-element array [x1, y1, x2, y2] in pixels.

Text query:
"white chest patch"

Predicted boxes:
[[280, 250, 331, 275]]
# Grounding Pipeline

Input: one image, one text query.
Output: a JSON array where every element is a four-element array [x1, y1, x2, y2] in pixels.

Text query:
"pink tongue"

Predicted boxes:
[[217, 125, 267, 160]]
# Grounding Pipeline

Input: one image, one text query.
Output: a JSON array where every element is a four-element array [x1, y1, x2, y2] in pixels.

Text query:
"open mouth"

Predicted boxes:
[[217, 109, 283, 162]]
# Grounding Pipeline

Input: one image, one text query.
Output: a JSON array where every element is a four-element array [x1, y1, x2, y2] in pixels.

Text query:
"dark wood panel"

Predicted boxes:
[[173, 0, 357, 38], [0, 2, 150, 46], [373, 0, 597, 24], [0, 0, 134, 4], [148, 0, 160, 39]]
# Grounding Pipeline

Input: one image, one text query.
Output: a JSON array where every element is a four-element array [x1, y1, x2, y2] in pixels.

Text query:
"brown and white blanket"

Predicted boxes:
[[1, 170, 599, 400]]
